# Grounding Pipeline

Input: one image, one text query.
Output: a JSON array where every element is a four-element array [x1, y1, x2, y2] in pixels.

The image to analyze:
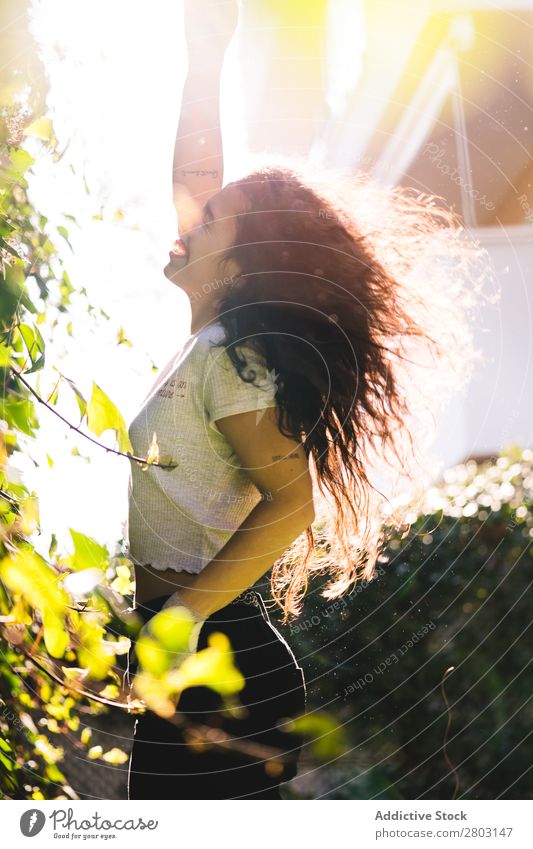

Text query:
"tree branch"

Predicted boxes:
[[9, 367, 177, 470]]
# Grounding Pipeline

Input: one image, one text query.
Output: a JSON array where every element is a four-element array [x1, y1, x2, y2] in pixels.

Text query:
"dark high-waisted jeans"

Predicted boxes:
[[127, 590, 307, 800]]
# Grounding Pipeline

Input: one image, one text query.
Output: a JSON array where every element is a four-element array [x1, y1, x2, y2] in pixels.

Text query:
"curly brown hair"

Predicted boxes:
[[211, 162, 496, 622]]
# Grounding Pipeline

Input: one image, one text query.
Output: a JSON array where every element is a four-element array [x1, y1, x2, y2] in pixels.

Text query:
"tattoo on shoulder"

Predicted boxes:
[[272, 452, 299, 461]]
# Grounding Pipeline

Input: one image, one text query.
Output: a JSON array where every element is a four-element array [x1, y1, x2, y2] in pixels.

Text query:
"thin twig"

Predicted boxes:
[[9, 366, 177, 470], [22, 648, 295, 765], [0, 489, 21, 508], [28, 623, 44, 658], [45, 374, 61, 404], [441, 665, 460, 799]]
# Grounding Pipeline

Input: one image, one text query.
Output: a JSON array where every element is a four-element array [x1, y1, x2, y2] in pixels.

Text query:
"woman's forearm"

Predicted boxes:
[[169, 497, 315, 620], [172, 0, 237, 225], [172, 62, 224, 226]]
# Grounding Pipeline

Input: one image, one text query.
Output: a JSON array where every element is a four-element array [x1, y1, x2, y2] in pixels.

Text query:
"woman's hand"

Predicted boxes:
[[171, 1, 238, 248], [184, 0, 239, 69]]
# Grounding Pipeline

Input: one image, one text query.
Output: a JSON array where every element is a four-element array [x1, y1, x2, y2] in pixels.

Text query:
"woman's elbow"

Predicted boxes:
[[269, 493, 315, 531]]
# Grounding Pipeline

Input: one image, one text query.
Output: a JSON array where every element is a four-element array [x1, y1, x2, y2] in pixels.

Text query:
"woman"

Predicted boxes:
[[126, 1, 486, 800]]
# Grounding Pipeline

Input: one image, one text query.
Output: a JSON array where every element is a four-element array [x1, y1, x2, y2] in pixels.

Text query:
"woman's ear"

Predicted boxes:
[[221, 254, 241, 283]]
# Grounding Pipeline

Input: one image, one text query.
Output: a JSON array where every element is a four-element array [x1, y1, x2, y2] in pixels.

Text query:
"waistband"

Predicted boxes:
[[133, 589, 265, 626]]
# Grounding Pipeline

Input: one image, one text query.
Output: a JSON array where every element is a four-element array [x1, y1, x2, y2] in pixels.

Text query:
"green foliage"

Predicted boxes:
[[86, 382, 133, 455], [274, 446, 533, 799], [133, 626, 245, 718], [0, 1, 103, 799], [0, 1, 239, 800], [64, 530, 109, 573]]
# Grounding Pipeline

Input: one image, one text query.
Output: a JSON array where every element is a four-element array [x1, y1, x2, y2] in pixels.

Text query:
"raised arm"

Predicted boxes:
[[172, 0, 238, 232]]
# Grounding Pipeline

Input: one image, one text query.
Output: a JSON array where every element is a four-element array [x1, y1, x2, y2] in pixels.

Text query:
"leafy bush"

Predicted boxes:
[[273, 445, 533, 799], [0, 2, 245, 800]]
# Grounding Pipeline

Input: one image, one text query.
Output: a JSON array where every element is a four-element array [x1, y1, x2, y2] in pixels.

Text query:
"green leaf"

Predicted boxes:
[[100, 684, 119, 700], [49, 532, 58, 557], [0, 219, 14, 238], [1, 397, 38, 436], [80, 728, 92, 746], [60, 667, 89, 682], [57, 225, 72, 250], [45, 764, 65, 783], [149, 607, 197, 654], [102, 747, 128, 765], [283, 711, 349, 761], [18, 323, 45, 373], [42, 607, 69, 658], [0, 341, 14, 368], [171, 632, 245, 698], [86, 382, 133, 454], [87, 745, 103, 760], [116, 327, 132, 347], [110, 564, 132, 595], [62, 376, 87, 420], [8, 147, 35, 176], [135, 636, 173, 677], [0, 237, 20, 260], [23, 117, 54, 142], [1, 266, 37, 315], [0, 550, 69, 622], [0, 751, 13, 772], [67, 529, 108, 572], [41, 238, 56, 256], [77, 635, 115, 680]]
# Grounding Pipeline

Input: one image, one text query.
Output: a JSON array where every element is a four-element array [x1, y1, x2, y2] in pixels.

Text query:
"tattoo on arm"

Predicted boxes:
[[180, 169, 219, 178]]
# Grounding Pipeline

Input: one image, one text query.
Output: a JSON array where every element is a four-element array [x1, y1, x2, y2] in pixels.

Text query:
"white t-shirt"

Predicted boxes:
[[125, 321, 278, 574]]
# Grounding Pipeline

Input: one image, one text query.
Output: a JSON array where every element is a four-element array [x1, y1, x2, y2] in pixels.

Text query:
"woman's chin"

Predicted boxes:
[[164, 258, 188, 281]]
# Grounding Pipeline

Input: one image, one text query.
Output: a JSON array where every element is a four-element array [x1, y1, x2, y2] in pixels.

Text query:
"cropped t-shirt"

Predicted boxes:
[[125, 321, 278, 574]]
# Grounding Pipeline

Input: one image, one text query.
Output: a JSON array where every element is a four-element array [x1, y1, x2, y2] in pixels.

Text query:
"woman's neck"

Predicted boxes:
[[190, 300, 220, 335]]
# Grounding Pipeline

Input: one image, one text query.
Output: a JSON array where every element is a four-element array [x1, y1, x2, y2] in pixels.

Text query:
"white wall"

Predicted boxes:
[[464, 227, 533, 456], [428, 226, 532, 479]]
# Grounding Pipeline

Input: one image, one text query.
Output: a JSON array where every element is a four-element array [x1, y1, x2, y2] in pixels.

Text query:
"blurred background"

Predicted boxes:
[[9, 0, 530, 558], [1, 0, 532, 803]]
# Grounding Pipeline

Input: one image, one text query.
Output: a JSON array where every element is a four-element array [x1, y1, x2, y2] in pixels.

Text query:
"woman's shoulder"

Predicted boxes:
[[193, 320, 258, 365], [192, 320, 227, 352]]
